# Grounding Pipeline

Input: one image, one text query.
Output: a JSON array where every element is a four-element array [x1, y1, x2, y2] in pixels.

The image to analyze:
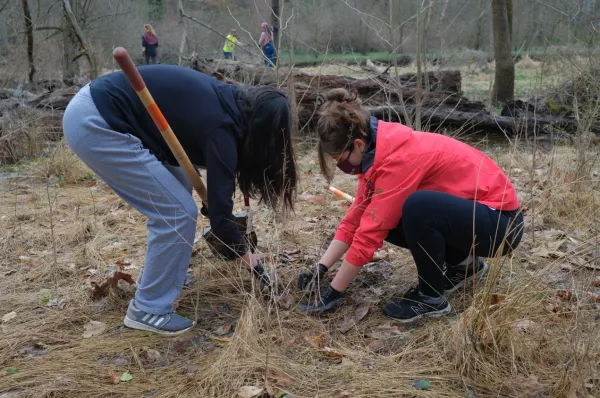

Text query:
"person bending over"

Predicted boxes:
[[63, 64, 297, 334]]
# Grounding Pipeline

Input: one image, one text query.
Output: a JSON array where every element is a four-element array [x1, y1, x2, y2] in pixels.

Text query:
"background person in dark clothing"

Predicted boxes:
[[62, 64, 298, 335], [142, 24, 159, 64]]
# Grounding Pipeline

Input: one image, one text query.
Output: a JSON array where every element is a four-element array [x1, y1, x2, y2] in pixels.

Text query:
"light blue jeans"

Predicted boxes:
[[62, 84, 198, 315]]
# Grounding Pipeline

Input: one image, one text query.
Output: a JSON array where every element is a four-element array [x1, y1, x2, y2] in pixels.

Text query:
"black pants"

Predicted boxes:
[[145, 54, 158, 64], [384, 191, 524, 297]]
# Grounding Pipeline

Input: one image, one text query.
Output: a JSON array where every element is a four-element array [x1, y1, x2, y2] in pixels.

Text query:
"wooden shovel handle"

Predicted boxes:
[[112, 47, 209, 206], [327, 185, 355, 203]]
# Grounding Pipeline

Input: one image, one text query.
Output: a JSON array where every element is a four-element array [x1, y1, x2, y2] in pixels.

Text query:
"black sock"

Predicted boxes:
[[324, 284, 343, 300]]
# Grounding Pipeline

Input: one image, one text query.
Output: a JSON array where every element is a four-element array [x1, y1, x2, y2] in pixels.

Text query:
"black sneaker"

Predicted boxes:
[[296, 284, 346, 314], [444, 257, 489, 294], [383, 287, 451, 323]]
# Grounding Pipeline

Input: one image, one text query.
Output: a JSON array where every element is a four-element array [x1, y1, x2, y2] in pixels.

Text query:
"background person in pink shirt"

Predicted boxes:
[[142, 24, 159, 64], [258, 22, 276, 67], [297, 88, 524, 323]]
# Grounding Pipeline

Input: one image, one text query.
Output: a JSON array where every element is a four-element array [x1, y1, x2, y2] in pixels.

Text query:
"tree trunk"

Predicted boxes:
[[474, 0, 486, 50], [491, 0, 514, 104], [422, 0, 434, 90], [62, 20, 79, 84], [438, 0, 449, 51], [21, 0, 35, 83], [271, 0, 280, 51], [424, 0, 434, 56], [310, 0, 320, 52], [415, 0, 423, 130], [506, 0, 513, 45], [62, 0, 95, 78], [526, 0, 538, 50], [388, 0, 412, 125]]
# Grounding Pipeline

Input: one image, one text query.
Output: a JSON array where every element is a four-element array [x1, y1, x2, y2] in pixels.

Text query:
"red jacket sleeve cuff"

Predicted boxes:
[[344, 247, 371, 268], [334, 228, 354, 246]]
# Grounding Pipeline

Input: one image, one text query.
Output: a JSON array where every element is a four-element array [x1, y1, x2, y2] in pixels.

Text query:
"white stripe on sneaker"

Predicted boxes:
[[153, 317, 164, 327], [148, 315, 158, 324], [142, 313, 151, 322]]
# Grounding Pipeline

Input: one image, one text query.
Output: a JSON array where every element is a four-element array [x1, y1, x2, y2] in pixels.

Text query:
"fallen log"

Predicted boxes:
[[296, 92, 487, 130], [363, 60, 461, 92], [192, 57, 463, 94], [26, 86, 81, 110], [191, 56, 491, 131], [196, 58, 595, 136], [0, 88, 37, 101], [1, 56, 588, 139], [366, 104, 597, 136], [293, 84, 484, 111]]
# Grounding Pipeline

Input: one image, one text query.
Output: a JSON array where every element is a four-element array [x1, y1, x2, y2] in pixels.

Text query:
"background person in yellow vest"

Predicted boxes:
[[223, 29, 242, 61]]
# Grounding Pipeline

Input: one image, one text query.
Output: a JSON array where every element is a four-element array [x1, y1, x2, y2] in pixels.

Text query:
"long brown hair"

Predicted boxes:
[[144, 24, 157, 37], [317, 88, 370, 181]]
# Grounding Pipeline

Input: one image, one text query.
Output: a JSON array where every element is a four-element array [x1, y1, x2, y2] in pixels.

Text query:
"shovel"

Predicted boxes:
[[112, 47, 257, 259], [325, 184, 355, 203]]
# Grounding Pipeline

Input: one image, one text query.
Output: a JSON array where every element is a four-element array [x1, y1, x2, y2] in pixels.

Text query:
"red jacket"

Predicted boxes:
[[334, 120, 520, 268]]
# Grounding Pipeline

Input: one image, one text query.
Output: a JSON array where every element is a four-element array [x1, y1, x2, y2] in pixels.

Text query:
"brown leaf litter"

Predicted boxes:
[[89, 270, 136, 298], [337, 304, 371, 333]]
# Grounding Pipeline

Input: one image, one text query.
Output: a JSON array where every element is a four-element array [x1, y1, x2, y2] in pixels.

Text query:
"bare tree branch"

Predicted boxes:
[[532, 0, 570, 17], [178, 0, 188, 65], [34, 26, 63, 32], [62, 0, 93, 70], [415, 0, 423, 130], [181, 8, 262, 57], [0, 0, 11, 15]]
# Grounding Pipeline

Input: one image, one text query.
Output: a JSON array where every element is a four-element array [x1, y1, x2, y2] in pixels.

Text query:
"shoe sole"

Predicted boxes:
[[384, 302, 452, 323], [444, 261, 489, 294], [123, 316, 194, 336]]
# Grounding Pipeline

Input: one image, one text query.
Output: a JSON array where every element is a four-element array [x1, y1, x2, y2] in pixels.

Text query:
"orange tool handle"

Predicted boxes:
[[112, 47, 209, 206], [327, 185, 354, 203]]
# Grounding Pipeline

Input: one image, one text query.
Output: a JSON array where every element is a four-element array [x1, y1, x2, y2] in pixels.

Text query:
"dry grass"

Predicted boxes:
[[0, 137, 599, 397], [0, 108, 62, 165], [34, 140, 92, 185], [515, 55, 539, 70]]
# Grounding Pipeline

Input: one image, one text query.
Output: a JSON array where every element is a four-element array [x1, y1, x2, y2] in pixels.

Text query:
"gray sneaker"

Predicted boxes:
[[123, 300, 194, 335]]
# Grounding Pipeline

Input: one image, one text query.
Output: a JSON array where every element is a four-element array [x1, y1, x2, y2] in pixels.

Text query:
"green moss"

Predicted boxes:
[[546, 98, 559, 114]]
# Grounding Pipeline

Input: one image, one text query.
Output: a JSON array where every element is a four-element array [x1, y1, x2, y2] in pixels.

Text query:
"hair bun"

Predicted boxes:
[[318, 88, 359, 109]]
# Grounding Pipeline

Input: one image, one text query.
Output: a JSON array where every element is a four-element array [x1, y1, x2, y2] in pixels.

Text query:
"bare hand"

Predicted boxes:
[[239, 250, 259, 269]]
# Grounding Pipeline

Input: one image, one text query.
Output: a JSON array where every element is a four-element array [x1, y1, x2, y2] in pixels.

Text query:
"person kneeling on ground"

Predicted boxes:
[[63, 64, 297, 335], [297, 88, 524, 323]]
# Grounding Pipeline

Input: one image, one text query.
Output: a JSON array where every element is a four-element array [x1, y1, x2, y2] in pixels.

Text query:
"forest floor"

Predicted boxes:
[[1, 58, 600, 398], [1, 140, 599, 398]]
